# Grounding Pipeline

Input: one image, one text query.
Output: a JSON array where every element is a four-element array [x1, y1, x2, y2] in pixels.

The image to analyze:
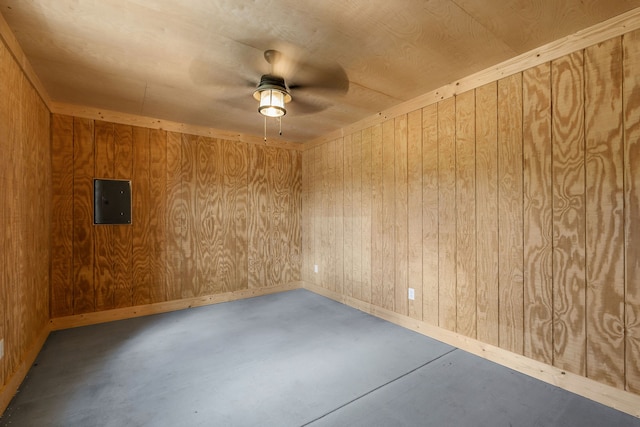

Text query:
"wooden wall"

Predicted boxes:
[[303, 30, 640, 395], [50, 115, 301, 317], [0, 39, 51, 391]]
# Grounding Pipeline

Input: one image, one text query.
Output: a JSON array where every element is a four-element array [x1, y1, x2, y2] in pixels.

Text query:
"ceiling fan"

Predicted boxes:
[[249, 48, 349, 140]]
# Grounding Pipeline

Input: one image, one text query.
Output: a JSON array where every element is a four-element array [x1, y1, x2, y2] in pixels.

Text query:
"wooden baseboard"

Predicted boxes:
[[0, 326, 50, 415], [301, 281, 640, 419], [50, 282, 303, 330]]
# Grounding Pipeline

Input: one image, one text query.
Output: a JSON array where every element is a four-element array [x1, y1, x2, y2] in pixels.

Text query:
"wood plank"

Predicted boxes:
[[406, 110, 422, 320], [334, 138, 345, 295], [352, 131, 363, 301], [343, 135, 354, 296], [50, 114, 74, 317], [475, 82, 499, 346], [319, 142, 331, 290], [497, 73, 524, 355], [624, 27, 640, 395], [196, 137, 221, 295], [394, 116, 409, 316], [290, 150, 302, 282], [72, 117, 95, 314], [0, 50, 21, 384], [381, 119, 396, 312], [272, 147, 299, 286], [455, 90, 477, 338], [324, 140, 337, 292], [165, 131, 183, 301], [361, 127, 373, 304], [301, 149, 313, 283], [149, 129, 167, 303], [523, 63, 554, 364], [370, 125, 384, 308], [248, 144, 268, 288], [17, 72, 31, 374], [437, 97, 456, 331], [33, 88, 51, 335], [552, 51, 586, 375], [224, 141, 249, 291], [422, 104, 439, 326], [312, 145, 322, 287], [113, 124, 133, 308], [181, 134, 198, 296], [132, 127, 152, 306], [584, 37, 625, 389], [93, 121, 116, 311]]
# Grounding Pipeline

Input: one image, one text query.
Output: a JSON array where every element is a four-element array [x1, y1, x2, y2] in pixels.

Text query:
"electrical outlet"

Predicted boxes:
[[314, 264, 319, 274], [408, 288, 415, 300]]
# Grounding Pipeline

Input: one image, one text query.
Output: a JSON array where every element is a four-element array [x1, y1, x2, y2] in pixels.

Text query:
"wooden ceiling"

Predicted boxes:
[[2, 0, 640, 143]]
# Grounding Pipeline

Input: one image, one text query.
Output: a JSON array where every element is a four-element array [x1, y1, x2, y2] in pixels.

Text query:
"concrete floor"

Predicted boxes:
[[2, 289, 639, 427]]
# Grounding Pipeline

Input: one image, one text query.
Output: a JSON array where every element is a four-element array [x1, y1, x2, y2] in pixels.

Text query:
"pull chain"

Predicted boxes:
[[264, 116, 267, 142], [279, 117, 282, 135]]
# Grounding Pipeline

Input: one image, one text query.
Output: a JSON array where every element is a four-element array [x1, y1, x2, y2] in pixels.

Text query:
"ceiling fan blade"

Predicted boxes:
[[287, 61, 349, 94], [287, 97, 330, 116]]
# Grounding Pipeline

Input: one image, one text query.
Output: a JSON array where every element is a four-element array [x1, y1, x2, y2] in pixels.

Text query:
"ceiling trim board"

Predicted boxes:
[[51, 102, 304, 151], [304, 6, 640, 149]]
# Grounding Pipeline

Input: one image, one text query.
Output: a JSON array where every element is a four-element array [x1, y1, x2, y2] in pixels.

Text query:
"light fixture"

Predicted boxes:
[[253, 74, 292, 117], [253, 74, 292, 140]]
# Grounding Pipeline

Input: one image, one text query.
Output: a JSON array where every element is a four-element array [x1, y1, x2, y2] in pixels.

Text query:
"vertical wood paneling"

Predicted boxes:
[[422, 104, 439, 326], [51, 119, 301, 316], [312, 145, 322, 287], [352, 132, 363, 301], [165, 131, 183, 300], [395, 116, 409, 315], [248, 144, 266, 288], [51, 115, 74, 317], [224, 141, 249, 291], [72, 117, 95, 314], [299, 30, 640, 399], [1, 44, 50, 392], [132, 127, 152, 305], [475, 82, 499, 346], [343, 134, 354, 296], [361, 129, 372, 303], [180, 134, 198, 297], [113, 124, 133, 308], [370, 125, 384, 308], [407, 110, 422, 320], [196, 137, 221, 295], [273, 148, 300, 285], [438, 98, 456, 331], [302, 150, 313, 283], [382, 119, 396, 312], [584, 38, 625, 387], [455, 90, 477, 338], [94, 121, 116, 311], [552, 51, 586, 375], [0, 42, 12, 385], [334, 138, 345, 295], [149, 129, 167, 303], [325, 140, 337, 291], [290, 150, 302, 282], [523, 63, 554, 364], [320, 142, 332, 290], [624, 28, 640, 395], [498, 74, 524, 354]]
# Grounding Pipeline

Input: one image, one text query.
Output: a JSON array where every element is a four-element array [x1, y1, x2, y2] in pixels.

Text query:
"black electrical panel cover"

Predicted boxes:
[[94, 179, 132, 224]]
